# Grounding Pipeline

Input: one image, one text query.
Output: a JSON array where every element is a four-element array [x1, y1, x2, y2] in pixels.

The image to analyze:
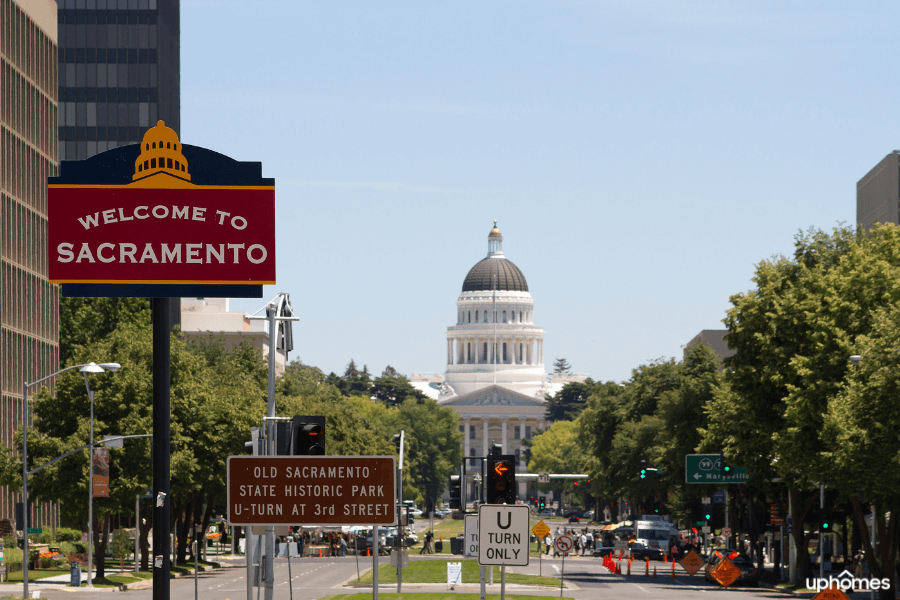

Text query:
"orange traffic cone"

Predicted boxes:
[[366, 548, 370, 557], [645, 557, 649, 576], [652, 566, 657, 578], [318, 548, 322, 558], [671, 559, 676, 578], [664, 554, 668, 563], [627, 559, 631, 575]]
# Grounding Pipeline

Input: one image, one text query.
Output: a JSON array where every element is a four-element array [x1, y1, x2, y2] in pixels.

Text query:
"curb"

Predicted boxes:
[[121, 560, 222, 590]]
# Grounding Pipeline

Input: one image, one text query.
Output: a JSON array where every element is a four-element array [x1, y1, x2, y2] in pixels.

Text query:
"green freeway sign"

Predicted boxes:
[[27, 528, 42, 534], [685, 454, 749, 484]]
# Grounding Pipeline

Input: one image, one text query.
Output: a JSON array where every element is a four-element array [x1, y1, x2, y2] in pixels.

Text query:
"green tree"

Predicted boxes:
[[371, 374, 427, 407], [825, 305, 900, 597], [528, 420, 595, 509], [703, 225, 900, 592], [552, 358, 571, 374]]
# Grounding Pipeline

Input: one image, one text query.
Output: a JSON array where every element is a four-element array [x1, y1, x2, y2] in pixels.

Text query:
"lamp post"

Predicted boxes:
[[22, 361, 120, 598]]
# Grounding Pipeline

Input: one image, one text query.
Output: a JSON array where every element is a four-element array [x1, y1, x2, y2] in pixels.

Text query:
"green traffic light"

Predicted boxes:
[[705, 514, 711, 520], [823, 523, 829, 529], [723, 466, 730, 472]]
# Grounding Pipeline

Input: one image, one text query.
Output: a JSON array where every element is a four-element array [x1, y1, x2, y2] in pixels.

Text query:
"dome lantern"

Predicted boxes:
[[488, 219, 503, 256]]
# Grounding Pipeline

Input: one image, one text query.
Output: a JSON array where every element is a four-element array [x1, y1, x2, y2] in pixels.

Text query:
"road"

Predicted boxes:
[[22, 553, 789, 600]]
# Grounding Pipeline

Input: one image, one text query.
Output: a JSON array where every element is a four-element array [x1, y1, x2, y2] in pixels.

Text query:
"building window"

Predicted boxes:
[[519, 311, 523, 322], [460, 425, 464, 433], [502, 310, 507, 322], [515, 449, 520, 463], [514, 426, 520, 439], [475, 310, 479, 322], [470, 425, 476, 440], [502, 343, 507, 362], [525, 426, 532, 439], [483, 343, 488, 362], [468, 311, 471, 323]]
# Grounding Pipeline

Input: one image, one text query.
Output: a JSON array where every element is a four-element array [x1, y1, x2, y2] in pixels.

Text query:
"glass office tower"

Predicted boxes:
[[57, 0, 179, 161]]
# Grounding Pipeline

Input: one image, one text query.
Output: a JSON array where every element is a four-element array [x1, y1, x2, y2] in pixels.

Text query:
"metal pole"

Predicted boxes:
[[396, 430, 404, 593], [819, 484, 824, 579], [135, 495, 140, 575], [286, 538, 293, 600], [264, 304, 277, 600], [560, 551, 565, 598], [372, 526, 379, 600], [152, 297, 172, 600], [22, 381, 29, 600], [193, 541, 198, 600], [501, 565, 506, 600], [86, 378, 94, 588]]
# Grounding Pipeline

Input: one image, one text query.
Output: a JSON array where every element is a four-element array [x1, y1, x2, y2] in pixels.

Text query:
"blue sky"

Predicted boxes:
[[180, 1, 899, 382]]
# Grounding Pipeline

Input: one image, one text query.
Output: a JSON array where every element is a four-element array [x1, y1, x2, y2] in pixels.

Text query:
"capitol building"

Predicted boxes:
[[412, 222, 586, 501]]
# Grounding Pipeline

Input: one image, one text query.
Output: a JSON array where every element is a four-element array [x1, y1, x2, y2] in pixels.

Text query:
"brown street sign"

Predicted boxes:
[[227, 456, 396, 526]]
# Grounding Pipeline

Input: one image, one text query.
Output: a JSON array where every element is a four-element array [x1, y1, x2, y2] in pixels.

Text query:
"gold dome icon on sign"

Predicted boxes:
[[133, 120, 191, 182]]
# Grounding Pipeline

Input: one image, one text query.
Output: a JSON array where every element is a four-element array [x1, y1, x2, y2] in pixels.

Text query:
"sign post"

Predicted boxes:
[[49, 122, 276, 600], [478, 505, 529, 600], [555, 534, 573, 597]]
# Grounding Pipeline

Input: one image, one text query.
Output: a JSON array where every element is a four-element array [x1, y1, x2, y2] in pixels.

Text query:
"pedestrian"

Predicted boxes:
[[586, 530, 594, 554], [580, 532, 587, 556], [545, 534, 553, 555], [340, 535, 347, 557]]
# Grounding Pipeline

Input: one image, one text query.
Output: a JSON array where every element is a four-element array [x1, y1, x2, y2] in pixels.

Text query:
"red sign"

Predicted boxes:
[[48, 121, 275, 288], [49, 187, 275, 284], [227, 456, 396, 526]]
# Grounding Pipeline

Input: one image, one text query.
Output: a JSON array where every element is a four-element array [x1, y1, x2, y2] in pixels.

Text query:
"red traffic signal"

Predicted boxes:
[[493, 461, 511, 477]]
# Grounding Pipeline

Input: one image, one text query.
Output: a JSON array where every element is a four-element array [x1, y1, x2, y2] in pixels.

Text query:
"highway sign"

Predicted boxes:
[[685, 454, 749, 484], [478, 504, 530, 566], [711, 557, 741, 587], [537, 472, 550, 483], [554, 534, 574, 555], [679, 549, 705, 576], [464, 514, 479, 557], [226, 455, 396, 526], [532, 520, 550, 540]]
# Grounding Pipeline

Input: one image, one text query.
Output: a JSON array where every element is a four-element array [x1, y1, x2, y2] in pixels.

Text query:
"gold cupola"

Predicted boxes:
[[133, 120, 191, 181]]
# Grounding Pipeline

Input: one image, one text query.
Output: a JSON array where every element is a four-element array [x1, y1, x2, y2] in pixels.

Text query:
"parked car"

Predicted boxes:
[[565, 512, 580, 523], [704, 550, 759, 587], [434, 508, 452, 518]]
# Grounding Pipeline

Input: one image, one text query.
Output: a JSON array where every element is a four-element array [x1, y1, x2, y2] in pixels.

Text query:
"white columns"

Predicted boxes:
[[501, 420, 507, 454], [482, 419, 489, 456], [464, 417, 471, 469]]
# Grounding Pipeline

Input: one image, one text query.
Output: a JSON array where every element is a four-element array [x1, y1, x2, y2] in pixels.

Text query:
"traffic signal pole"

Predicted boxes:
[[396, 431, 404, 593]]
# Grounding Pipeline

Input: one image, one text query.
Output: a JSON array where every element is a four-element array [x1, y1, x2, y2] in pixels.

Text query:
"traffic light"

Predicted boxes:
[[719, 454, 730, 475], [819, 506, 833, 532], [539, 496, 546, 510], [393, 434, 402, 451], [486, 454, 517, 504], [292, 415, 326, 455], [640, 458, 647, 479], [448, 474, 462, 509]]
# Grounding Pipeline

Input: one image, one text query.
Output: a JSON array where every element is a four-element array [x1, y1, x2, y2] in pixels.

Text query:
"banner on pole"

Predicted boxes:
[[92, 447, 110, 497]]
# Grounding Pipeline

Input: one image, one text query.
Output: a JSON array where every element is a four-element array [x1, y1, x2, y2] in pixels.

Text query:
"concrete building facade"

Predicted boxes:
[[1, 0, 61, 529], [857, 151, 900, 231]]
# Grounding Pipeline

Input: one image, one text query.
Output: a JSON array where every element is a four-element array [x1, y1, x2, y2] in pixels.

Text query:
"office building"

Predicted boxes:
[[1, 0, 61, 529], [57, 0, 180, 161], [857, 151, 900, 231]]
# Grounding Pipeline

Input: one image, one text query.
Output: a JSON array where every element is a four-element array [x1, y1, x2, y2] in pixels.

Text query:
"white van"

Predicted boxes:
[[630, 516, 679, 561]]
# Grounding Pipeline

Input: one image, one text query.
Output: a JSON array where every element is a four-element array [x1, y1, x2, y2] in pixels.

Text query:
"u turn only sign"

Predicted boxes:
[[477, 504, 530, 566]]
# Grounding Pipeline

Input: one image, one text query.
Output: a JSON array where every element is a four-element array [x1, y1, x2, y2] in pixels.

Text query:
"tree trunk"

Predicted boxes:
[[94, 512, 110, 581], [139, 500, 151, 572], [176, 497, 193, 565], [789, 488, 814, 586]]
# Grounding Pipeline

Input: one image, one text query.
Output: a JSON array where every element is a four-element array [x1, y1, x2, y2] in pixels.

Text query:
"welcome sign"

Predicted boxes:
[[48, 121, 275, 298]]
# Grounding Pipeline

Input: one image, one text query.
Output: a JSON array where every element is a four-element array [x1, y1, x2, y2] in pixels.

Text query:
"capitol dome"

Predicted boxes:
[[462, 220, 529, 292], [441, 221, 547, 399]]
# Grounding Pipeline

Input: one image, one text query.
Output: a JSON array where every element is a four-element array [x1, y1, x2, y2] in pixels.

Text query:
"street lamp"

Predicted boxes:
[[22, 361, 120, 598]]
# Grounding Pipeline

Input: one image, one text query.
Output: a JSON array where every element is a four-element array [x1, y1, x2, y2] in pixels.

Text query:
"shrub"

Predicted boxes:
[[74, 541, 88, 554], [55, 528, 82, 543], [3, 545, 23, 567], [58, 541, 76, 557], [109, 529, 132, 564]]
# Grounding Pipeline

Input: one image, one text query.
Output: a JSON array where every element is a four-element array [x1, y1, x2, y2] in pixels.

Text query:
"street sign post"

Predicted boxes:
[[685, 454, 749, 484], [227, 456, 396, 526], [477, 504, 530, 566]]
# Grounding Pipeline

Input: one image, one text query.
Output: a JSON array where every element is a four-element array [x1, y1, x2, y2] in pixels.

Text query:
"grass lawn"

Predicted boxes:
[[325, 594, 574, 600], [106, 570, 152, 586], [3, 568, 69, 582], [353, 558, 561, 587]]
